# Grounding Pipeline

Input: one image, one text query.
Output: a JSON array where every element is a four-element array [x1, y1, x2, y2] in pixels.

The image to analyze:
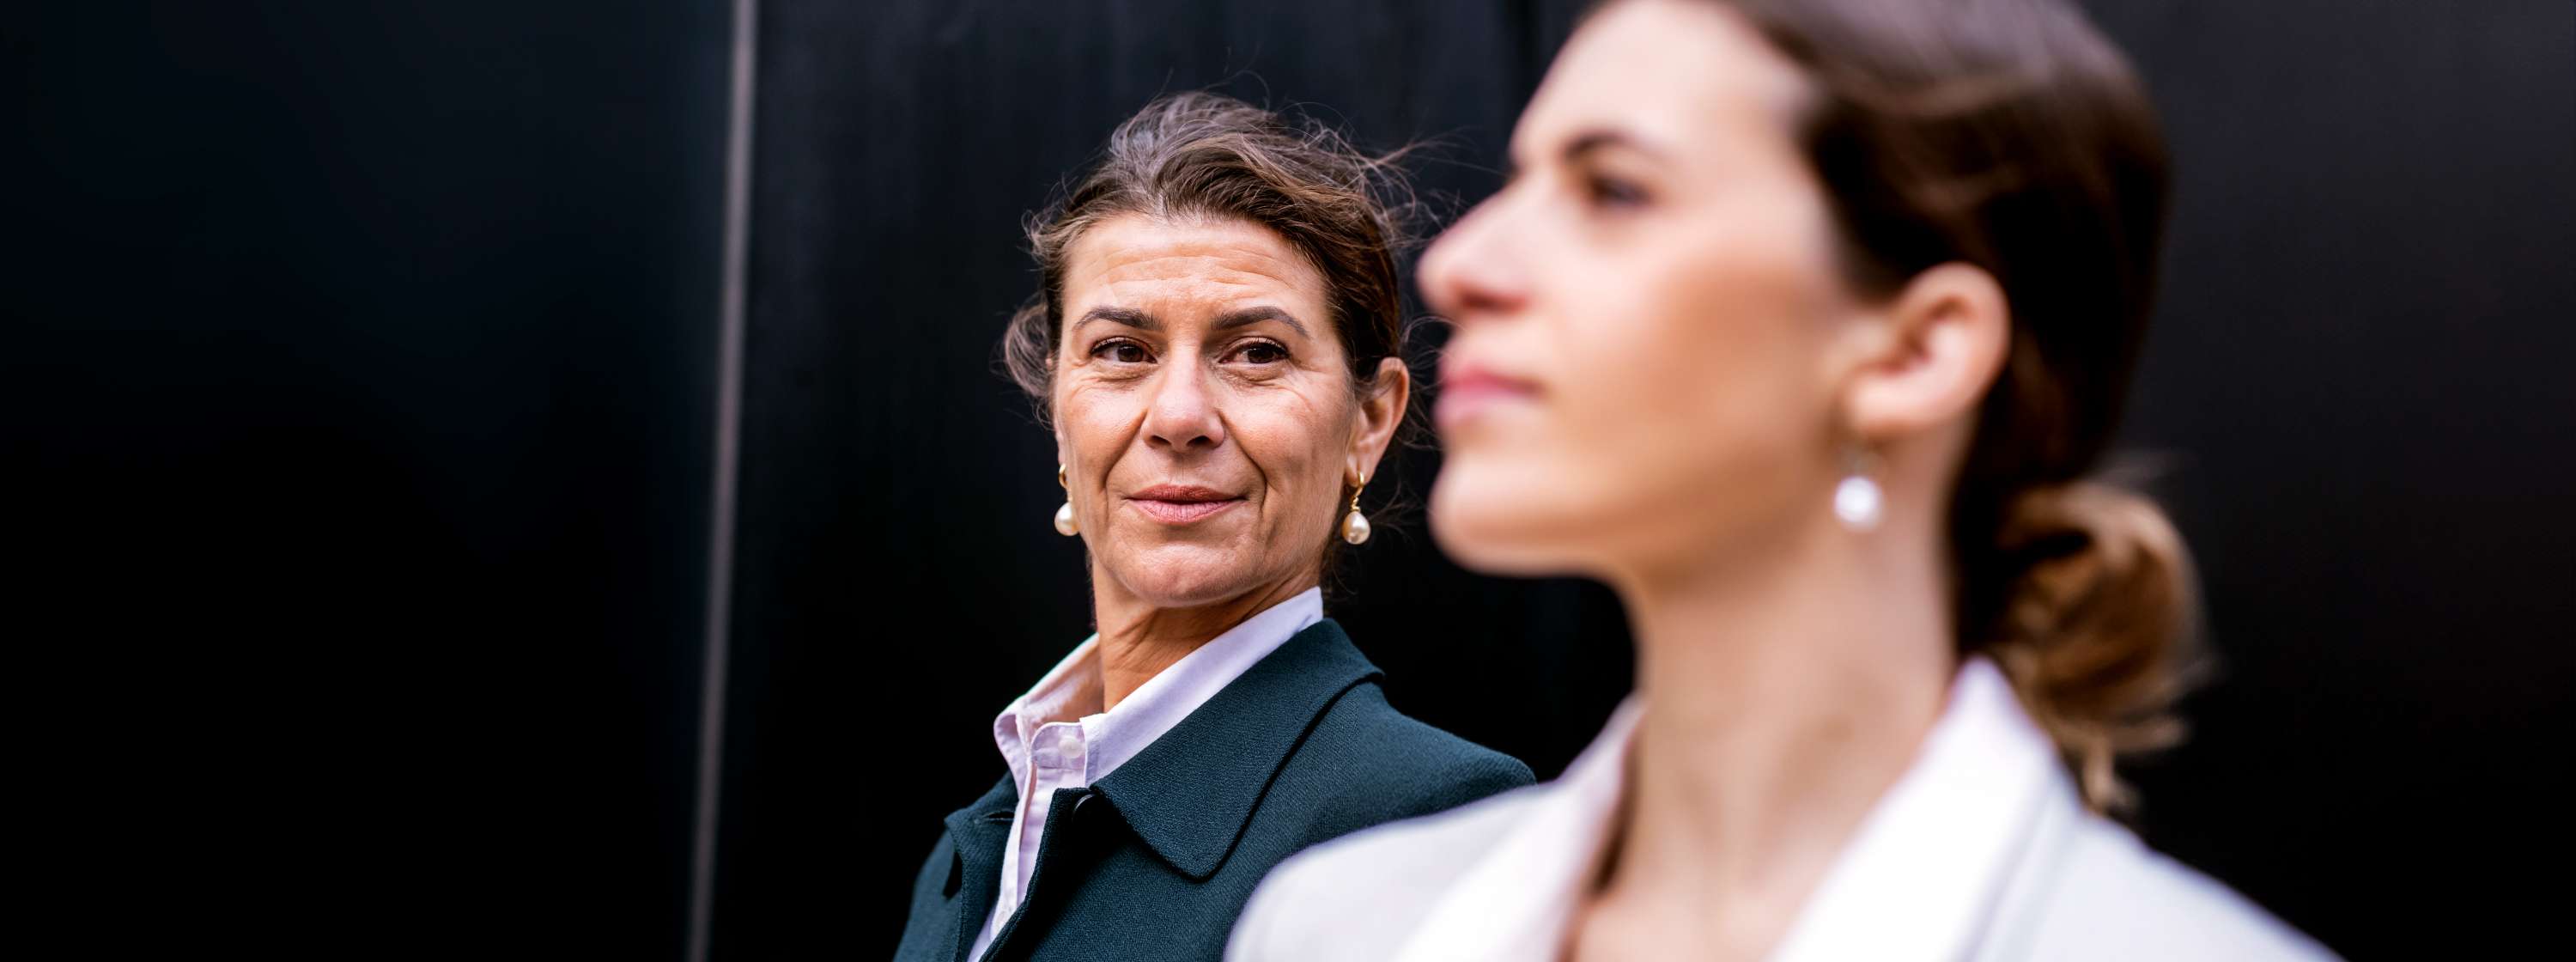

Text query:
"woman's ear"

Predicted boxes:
[[1349, 356, 1412, 479], [1049, 365, 1078, 468], [1836, 262, 2010, 441]]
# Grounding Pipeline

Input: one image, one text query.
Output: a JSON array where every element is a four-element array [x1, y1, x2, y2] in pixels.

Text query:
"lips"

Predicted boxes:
[[1127, 484, 1245, 524], [1435, 361, 1540, 431]]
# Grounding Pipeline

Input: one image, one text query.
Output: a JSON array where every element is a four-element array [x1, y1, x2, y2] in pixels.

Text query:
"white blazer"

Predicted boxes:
[[1229, 659, 2336, 962]]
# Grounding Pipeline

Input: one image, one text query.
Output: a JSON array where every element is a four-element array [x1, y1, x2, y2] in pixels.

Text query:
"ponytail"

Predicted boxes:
[[1973, 481, 2202, 813]]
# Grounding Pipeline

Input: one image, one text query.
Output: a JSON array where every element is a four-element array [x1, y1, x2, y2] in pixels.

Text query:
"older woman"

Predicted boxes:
[[891, 93, 1533, 962], [1235, 1, 2331, 960]]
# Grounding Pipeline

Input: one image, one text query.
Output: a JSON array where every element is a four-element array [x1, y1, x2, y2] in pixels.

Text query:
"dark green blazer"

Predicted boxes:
[[893, 618, 1534, 962]]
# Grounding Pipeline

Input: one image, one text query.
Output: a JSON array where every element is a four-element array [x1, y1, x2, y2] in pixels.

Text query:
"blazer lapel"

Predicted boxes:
[[1965, 770, 2087, 962], [1089, 618, 1382, 880], [941, 774, 1018, 962]]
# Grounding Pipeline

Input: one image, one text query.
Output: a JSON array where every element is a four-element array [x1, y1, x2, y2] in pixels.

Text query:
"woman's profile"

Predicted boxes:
[[1232, 1, 2336, 959]]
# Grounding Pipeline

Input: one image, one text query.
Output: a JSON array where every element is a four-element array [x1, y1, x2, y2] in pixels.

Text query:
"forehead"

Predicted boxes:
[[1514, 0, 1811, 163], [1060, 213, 1327, 313]]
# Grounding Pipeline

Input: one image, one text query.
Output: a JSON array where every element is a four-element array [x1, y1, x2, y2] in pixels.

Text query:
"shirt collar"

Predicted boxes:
[[989, 587, 1325, 793], [1393, 656, 2060, 962]]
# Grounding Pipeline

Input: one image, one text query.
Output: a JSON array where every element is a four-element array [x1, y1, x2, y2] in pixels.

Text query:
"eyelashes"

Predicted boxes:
[[1084, 337, 1293, 368], [1583, 173, 1650, 210], [1232, 341, 1289, 364], [1092, 338, 1151, 363]]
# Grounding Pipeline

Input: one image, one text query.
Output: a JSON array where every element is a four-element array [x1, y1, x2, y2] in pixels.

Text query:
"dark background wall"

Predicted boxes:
[[12, 2, 732, 954], [2085, 2, 2574, 951], [13, 1, 2569, 959], [714, 1, 2571, 959]]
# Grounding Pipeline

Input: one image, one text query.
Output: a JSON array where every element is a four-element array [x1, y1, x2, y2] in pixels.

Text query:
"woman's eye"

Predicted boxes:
[[1093, 340, 1151, 363], [1584, 174, 1649, 210], [1231, 342, 1288, 365]]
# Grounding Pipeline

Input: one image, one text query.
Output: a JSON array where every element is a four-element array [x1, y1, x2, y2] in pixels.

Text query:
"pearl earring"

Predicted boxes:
[[1833, 447, 1883, 532], [1340, 472, 1372, 545], [1053, 463, 1079, 537]]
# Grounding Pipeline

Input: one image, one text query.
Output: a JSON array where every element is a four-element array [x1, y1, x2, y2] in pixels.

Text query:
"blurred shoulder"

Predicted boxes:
[[2008, 813, 2339, 961], [1229, 781, 1546, 961]]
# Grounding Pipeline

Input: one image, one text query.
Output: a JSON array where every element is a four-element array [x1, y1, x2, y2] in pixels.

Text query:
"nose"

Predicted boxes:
[[1419, 196, 1529, 326], [1141, 359, 1226, 453]]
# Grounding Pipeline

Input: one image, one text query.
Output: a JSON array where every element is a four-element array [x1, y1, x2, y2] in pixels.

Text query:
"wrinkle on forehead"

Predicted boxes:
[[1064, 214, 1329, 319]]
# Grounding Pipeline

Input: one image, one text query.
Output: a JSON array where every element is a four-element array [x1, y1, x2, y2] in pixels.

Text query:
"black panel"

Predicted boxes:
[[11, 2, 732, 953], [2091, 2, 2576, 955]]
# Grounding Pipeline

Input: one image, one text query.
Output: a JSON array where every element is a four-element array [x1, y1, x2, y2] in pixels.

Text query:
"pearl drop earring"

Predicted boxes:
[[1053, 463, 1079, 537], [1340, 472, 1372, 545], [1833, 448, 1883, 532]]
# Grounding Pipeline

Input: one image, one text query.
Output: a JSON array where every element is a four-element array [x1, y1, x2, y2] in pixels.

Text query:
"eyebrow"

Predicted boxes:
[[1212, 305, 1309, 338], [1563, 127, 1666, 165], [1073, 305, 1157, 332], [1071, 304, 1309, 338], [1507, 125, 1668, 180]]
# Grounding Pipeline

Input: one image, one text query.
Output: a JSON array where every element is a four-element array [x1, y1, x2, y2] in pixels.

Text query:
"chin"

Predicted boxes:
[[1103, 541, 1260, 607], [1429, 463, 1586, 577]]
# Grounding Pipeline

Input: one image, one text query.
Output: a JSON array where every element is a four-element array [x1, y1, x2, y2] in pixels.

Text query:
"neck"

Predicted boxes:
[[1591, 514, 1957, 947], [1089, 570, 1313, 710]]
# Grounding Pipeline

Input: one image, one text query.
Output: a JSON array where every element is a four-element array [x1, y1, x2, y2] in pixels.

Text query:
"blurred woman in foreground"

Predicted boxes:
[[1232, 0, 2334, 959]]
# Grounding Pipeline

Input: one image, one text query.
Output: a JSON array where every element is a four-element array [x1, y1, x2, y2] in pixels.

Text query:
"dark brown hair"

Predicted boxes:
[[999, 92, 1421, 567], [1704, 0, 2198, 811]]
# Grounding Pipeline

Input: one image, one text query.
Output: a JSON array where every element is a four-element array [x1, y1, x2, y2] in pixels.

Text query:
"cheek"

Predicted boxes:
[[1617, 192, 1842, 411], [1056, 386, 1137, 469], [1230, 387, 1348, 519], [1442, 232, 1839, 568], [1611, 246, 1826, 435]]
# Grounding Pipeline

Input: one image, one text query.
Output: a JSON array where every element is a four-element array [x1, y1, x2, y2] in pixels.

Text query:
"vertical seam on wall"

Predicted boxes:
[[689, 0, 758, 959]]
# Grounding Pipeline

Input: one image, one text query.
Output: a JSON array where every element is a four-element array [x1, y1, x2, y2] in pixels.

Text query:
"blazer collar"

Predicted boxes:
[[1088, 618, 1381, 880]]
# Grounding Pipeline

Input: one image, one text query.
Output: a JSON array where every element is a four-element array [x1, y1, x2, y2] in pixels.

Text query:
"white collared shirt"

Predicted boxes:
[[1387, 656, 2057, 962], [968, 587, 1325, 961]]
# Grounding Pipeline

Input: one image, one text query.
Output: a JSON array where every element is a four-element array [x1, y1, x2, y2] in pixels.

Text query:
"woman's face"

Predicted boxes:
[[1420, 0, 1862, 578], [1054, 213, 1404, 608]]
